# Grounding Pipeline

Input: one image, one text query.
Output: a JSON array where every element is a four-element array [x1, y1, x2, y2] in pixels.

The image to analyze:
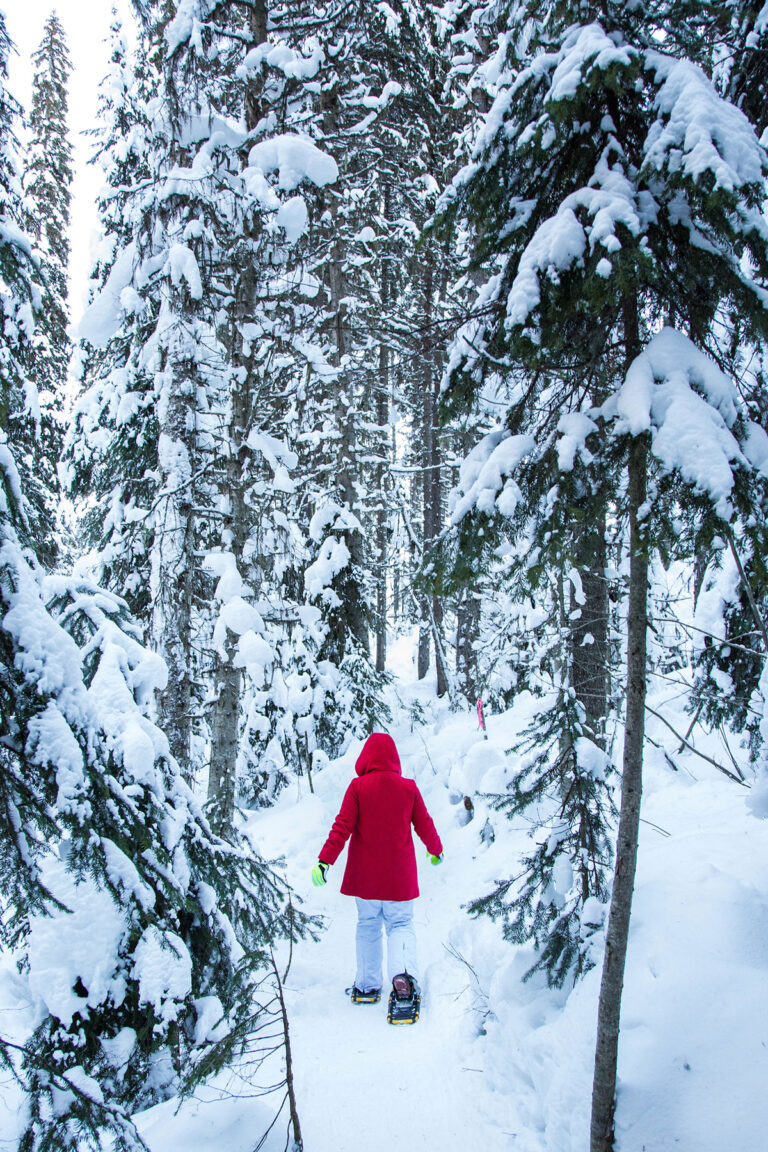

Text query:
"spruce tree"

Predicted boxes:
[[23, 7, 73, 498], [437, 2, 768, 1146], [1, 548, 304, 1152], [3, 14, 307, 1149], [67, 13, 166, 626], [69, 4, 208, 777], [0, 13, 46, 561]]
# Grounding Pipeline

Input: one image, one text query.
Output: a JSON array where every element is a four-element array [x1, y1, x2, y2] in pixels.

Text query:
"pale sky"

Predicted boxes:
[[5, 1, 133, 325]]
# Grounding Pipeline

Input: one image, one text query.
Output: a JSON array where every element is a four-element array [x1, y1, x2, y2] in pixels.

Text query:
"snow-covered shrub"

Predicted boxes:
[[0, 534, 304, 1150], [468, 691, 616, 988]]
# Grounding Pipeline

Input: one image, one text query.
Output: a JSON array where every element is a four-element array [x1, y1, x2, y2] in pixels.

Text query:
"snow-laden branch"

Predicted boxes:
[[612, 326, 744, 518]]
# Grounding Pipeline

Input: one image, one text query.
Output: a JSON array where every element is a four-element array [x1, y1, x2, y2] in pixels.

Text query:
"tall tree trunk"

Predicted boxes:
[[417, 255, 434, 681], [207, 645, 241, 831], [430, 264, 450, 698], [416, 252, 449, 694], [318, 90, 370, 662], [456, 588, 481, 702], [429, 445, 449, 697], [432, 588, 449, 698], [153, 372, 195, 778], [375, 340, 388, 673], [454, 413, 484, 701], [207, 0, 266, 830], [375, 185, 392, 673], [591, 304, 648, 1150], [418, 330, 435, 681], [207, 358, 249, 828], [571, 506, 609, 747]]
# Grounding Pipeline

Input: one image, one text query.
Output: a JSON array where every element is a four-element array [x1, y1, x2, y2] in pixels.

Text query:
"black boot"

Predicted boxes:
[[347, 986, 381, 1004], [387, 972, 420, 1024]]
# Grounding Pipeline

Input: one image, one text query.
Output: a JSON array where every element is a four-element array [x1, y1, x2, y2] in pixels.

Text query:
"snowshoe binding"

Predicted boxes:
[[387, 972, 420, 1025], [347, 986, 381, 1004]]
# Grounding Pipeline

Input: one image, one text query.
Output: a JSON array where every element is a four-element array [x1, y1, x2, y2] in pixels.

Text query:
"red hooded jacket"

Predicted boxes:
[[319, 733, 443, 901]]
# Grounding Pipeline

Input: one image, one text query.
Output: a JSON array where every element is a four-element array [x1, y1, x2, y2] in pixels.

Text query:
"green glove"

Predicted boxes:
[[427, 852, 443, 865], [312, 861, 329, 887]]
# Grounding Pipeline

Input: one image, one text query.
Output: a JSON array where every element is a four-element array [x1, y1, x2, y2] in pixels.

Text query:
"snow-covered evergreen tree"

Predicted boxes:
[[1, 548, 304, 1152], [3, 14, 307, 1149], [436, 8, 768, 1120], [69, 2, 359, 814], [0, 13, 45, 559], [674, 3, 768, 755], [279, 0, 411, 677], [469, 694, 616, 987], [22, 7, 73, 527], [260, 0, 471, 716], [67, 12, 164, 622]]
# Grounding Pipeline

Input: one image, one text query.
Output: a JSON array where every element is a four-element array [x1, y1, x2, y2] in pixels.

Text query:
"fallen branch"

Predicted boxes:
[[718, 725, 746, 781], [645, 705, 748, 786], [639, 817, 671, 838], [645, 732, 687, 777]]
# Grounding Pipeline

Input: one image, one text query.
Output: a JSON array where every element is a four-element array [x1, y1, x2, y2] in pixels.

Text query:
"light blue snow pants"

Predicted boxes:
[[354, 898, 418, 992]]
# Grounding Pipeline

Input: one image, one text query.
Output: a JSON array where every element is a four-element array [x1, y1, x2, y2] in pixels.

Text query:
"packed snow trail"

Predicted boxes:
[[246, 664, 768, 1152], [254, 707, 525, 1152]]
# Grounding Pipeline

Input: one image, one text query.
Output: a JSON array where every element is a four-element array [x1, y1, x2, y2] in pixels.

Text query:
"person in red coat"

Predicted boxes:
[[312, 732, 443, 1003]]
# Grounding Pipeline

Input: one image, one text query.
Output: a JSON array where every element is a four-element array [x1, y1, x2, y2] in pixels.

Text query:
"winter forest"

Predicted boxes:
[[2, 0, 768, 1149]]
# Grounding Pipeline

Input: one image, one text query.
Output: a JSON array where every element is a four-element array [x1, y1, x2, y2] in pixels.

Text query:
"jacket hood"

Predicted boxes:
[[355, 733, 401, 777]]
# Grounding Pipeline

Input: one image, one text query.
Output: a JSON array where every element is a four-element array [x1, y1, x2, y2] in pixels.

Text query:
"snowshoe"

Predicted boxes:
[[387, 972, 420, 1025], [346, 986, 381, 1004]]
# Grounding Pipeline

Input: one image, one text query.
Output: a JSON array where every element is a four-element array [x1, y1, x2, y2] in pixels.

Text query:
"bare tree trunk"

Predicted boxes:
[[245, 0, 267, 127], [590, 424, 649, 1150], [417, 626, 430, 680], [207, 647, 241, 830], [417, 356, 449, 696], [207, 349, 250, 828], [416, 329, 432, 685], [432, 589, 449, 698], [315, 91, 370, 662]]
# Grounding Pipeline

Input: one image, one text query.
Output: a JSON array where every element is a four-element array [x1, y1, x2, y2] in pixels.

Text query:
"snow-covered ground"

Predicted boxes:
[[3, 635, 767, 1150], [254, 635, 768, 1152]]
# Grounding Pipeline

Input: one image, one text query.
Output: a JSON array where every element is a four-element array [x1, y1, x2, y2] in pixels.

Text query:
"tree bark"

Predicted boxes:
[[375, 337, 389, 673], [318, 88, 370, 661], [432, 589, 450, 698], [416, 252, 449, 694], [153, 403, 195, 778], [271, 946, 303, 1152], [374, 185, 393, 673], [590, 431, 648, 1152], [207, 344, 250, 829], [456, 588, 481, 702], [417, 256, 435, 681], [206, 0, 266, 829], [570, 505, 609, 747]]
